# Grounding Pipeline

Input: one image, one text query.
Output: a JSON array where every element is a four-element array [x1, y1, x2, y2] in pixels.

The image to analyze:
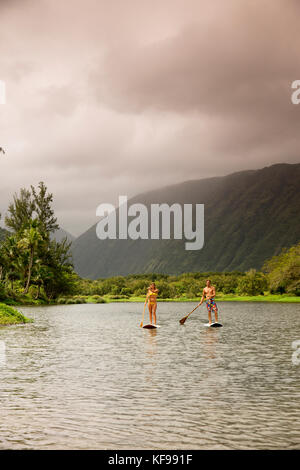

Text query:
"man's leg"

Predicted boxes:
[[207, 303, 212, 324], [214, 304, 218, 323]]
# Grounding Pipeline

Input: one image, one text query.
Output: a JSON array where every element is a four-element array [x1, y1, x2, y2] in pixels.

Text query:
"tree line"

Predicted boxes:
[[71, 244, 300, 300]]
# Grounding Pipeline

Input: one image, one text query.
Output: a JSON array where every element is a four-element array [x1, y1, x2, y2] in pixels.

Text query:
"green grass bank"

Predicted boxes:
[[0, 303, 31, 326]]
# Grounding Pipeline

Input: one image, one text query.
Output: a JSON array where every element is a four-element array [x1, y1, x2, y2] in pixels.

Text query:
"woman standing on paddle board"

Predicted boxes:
[[146, 283, 159, 326]]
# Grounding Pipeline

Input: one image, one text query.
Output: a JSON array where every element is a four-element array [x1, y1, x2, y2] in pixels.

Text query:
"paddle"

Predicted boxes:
[[140, 301, 147, 328], [179, 303, 201, 325]]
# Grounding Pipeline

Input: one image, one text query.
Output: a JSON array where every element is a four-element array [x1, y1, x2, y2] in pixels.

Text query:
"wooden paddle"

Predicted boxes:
[[140, 301, 147, 328], [179, 303, 201, 325]]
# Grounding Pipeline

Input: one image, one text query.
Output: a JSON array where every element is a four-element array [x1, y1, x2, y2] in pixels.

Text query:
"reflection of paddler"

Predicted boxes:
[[143, 328, 158, 384], [145, 282, 159, 326], [146, 328, 158, 354], [203, 328, 219, 359]]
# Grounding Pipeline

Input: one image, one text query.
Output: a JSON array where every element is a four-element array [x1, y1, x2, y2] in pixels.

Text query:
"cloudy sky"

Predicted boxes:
[[0, 0, 299, 236]]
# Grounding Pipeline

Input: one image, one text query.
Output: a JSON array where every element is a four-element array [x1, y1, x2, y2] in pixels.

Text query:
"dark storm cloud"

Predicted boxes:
[[0, 0, 299, 235], [92, 1, 299, 114]]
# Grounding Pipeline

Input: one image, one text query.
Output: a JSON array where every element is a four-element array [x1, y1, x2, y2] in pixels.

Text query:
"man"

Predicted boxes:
[[199, 279, 218, 325]]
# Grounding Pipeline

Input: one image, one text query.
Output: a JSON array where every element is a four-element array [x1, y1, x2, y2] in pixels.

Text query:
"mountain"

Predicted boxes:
[[72, 163, 300, 279], [51, 228, 75, 244]]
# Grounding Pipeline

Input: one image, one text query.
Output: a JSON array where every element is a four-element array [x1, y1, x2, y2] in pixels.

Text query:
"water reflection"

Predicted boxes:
[[203, 328, 219, 360], [143, 328, 158, 384]]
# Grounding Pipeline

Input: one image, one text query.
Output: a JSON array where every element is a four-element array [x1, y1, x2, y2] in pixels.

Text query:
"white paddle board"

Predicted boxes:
[[204, 322, 223, 328]]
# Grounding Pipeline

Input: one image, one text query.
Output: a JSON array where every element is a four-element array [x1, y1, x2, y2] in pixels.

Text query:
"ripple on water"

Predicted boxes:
[[0, 302, 299, 449]]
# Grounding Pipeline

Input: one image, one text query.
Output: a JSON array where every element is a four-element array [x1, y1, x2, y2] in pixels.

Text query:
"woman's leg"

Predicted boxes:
[[153, 303, 157, 325], [148, 303, 153, 324]]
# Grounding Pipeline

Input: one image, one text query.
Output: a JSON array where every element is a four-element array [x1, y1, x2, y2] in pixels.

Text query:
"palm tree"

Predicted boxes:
[[0, 236, 20, 290], [18, 222, 43, 294]]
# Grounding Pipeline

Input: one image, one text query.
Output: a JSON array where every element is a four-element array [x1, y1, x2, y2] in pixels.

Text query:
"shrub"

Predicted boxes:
[[108, 294, 129, 299], [237, 269, 268, 296], [91, 295, 106, 303]]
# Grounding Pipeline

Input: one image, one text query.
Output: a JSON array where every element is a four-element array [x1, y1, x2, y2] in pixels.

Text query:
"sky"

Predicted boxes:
[[0, 0, 299, 236]]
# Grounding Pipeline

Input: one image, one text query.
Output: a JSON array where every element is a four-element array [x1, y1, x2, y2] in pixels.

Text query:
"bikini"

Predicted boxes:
[[148, 290, 158, 305]]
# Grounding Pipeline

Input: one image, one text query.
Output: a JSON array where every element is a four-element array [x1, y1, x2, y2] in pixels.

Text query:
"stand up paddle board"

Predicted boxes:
[[142, 324, 160, 329], [204, 322, 223, 328]]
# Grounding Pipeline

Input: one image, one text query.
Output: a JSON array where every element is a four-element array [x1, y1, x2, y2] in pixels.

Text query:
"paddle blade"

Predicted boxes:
[[179, 315, 188, 325]]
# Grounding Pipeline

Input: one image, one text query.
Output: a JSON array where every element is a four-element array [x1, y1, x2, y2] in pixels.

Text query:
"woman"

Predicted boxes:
[[146, 282, 159, 326]]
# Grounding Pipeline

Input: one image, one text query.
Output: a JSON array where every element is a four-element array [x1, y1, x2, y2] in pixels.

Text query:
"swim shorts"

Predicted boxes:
[[205, 298, 218, 312]]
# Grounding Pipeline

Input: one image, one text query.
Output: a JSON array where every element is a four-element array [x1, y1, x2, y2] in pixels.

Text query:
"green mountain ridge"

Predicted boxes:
[[72, 163, 300, 278]]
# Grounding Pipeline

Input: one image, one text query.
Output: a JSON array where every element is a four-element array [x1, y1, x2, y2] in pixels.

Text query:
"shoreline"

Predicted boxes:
[[1, 295, 298, 324], [103, 295, 300, 303], [4, 294, 300, 308]]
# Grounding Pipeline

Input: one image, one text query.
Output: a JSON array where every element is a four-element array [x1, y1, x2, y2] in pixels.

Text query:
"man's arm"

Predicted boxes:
[[199, 288, 206, 306]]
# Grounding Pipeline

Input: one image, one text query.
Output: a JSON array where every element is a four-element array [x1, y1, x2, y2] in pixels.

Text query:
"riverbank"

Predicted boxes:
[[2, 293, 299, 307], [0, 303, 31, 325], [103, 294, 300, 303]]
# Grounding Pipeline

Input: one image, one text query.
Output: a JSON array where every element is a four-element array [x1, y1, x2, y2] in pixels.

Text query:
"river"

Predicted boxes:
[[0, 301, 299, 449]]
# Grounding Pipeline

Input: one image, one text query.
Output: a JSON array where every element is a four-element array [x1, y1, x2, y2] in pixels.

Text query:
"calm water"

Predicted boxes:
[[0, 302, 299, 449]]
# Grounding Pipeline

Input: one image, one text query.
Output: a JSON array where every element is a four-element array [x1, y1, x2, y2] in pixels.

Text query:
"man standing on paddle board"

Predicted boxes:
[[199, 279, 219, 325]]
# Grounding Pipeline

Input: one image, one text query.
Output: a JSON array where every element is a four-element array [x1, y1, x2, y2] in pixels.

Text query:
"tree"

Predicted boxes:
[[17, 221, 43, 294], [40, 238, 74, 299], [5, 188, 35, 233], [6, 182, 59, 237], [0, 235, 20, 289], [0, 182, 75, 300], [263, 243, 300, 295], [237, 269, 267, 296], [31, 182, 59, 235]]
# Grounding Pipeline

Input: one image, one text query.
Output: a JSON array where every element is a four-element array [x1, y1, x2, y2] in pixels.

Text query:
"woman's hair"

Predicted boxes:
[[149, 282, 156, 289]]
